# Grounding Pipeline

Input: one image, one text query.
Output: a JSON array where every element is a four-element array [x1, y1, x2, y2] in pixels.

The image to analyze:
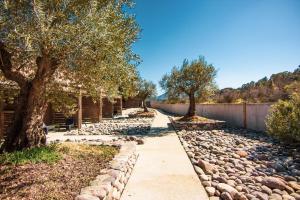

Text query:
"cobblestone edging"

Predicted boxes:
[[169, 117, 226, 131], [75, 142, 139, 200]]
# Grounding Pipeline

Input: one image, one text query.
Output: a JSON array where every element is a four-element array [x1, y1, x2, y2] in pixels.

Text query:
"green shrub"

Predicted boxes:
[[266, 93, 300, 142]]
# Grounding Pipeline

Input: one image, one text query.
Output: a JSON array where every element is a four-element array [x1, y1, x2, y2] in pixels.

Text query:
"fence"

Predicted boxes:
[[0, 111, 14, 139], [150, 101, 272, 132]]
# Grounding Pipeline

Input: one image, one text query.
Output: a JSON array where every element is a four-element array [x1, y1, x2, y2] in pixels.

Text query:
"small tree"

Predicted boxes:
[[138, 79, 156, 112], [160, 56, 216, 117]]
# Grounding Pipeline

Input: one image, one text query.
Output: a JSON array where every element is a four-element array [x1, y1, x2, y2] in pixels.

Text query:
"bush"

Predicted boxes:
[[266, 93, 300, 142]]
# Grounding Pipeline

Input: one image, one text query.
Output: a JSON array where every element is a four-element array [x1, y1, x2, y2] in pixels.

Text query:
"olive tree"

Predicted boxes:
[[160, 56, 216, 117], [137, 79, 156, 112], [0, 0, 139, 152]]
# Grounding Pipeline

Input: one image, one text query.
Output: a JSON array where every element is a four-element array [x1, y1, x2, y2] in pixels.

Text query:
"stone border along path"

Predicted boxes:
[[76, 142, 139, 200], [120, 109, 209, 200]]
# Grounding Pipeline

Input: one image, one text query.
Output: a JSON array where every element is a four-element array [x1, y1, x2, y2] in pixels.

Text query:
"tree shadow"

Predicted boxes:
[[0, 166, 39, 197], [119, 122, 174, 138]]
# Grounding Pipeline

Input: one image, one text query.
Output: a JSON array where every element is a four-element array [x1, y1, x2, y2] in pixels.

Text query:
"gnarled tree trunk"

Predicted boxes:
[[142, 99, 148, 112], [0, 42, 58, 152], [186, 93, 196, 117], [1, 83, 48, 152]]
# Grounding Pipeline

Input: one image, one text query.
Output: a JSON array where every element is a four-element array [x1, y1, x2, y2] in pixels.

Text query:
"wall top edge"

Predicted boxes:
[[151, 101, 273, 106]]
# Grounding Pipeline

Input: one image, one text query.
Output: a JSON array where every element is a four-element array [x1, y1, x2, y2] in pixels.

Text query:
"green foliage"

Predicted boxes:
[[160, 56, 217, 101], [214, 66, 300, 103], [0, 144, 61, 165], [284, 81, 300, 95], [0, 0, 140, 112], [0, 143, 118, 165], [47, 89, 78, 117], [266, 93, 300, 142], [137, 79, 157, 100]]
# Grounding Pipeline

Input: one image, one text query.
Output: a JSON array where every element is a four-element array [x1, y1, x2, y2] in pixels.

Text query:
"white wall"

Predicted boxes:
[[151, 101, 272, 132]]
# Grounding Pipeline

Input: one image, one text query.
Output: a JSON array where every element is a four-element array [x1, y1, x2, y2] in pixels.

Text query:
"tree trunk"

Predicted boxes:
[[0, 43, 58, 152], [143, 99, 148, 112], [0, 82, 48, 152], [186, 93, 196, 117]]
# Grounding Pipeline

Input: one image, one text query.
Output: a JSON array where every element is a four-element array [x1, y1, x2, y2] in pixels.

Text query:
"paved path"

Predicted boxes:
[[120, 110, 209, 200]]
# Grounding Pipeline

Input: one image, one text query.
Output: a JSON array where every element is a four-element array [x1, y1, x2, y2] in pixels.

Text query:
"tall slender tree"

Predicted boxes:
[[0, 0, 140, 152], [160, 56, 216, 117]]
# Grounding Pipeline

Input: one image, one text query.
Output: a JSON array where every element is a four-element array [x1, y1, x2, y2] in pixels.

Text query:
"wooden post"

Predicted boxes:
[[0, 100, 3, 139], [111, 100, 114, 118], [98, 90, 103, 122], [243, 102, 247, 129], [119, 96, 123, 115], [77, 89, 82, 129]]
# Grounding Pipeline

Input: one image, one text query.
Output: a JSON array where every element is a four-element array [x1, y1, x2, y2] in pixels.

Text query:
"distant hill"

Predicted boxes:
[[156, 92, 168, 101], [213, 66, 300, 103]]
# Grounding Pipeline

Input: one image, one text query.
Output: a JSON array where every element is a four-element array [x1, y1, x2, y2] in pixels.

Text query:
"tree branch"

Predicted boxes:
[[33, 54, 59, 85], [0, 42, 27, 85]]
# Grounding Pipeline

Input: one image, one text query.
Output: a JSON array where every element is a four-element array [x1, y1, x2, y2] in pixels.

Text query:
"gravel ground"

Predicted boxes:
[[64, 108, 155, 136], [178, 128, 300, 200]]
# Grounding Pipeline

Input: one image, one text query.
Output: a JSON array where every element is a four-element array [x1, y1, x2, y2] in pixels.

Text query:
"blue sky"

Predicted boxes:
[[131, 0, 300, 95]]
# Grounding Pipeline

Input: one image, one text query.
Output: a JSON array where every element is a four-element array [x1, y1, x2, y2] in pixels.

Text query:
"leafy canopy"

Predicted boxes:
[[214, 65, 300, 103], [160, 56, 217, 100], [137, 79, 157, 101], [0, 0, 140, 113]]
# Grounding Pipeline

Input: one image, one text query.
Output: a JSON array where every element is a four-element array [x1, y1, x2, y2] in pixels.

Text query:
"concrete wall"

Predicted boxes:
[[150, 101, 272, 132], [197, 104, 245, 127], [246, 103, 271, 131]]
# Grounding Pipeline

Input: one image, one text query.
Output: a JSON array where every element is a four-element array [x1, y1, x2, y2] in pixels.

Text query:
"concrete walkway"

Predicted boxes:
[[120, 110, 209, 200]]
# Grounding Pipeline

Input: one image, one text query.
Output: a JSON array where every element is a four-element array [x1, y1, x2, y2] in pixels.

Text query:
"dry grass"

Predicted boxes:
[[129, 110, 156, 118], [176, 115, 212, 122], [56, 142, 114, 157], [0, 142, 118, 200]]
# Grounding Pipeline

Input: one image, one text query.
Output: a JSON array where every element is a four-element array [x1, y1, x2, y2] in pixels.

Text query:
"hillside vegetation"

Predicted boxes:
[[161, 66, 299, 104], [214, 66, 300, 103]]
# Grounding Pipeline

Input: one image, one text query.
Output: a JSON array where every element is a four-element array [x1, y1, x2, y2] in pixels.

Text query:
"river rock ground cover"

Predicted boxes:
[[178, 128, 300, 200], [0, 143, 118, 200], [64, 109, 155, 136]]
